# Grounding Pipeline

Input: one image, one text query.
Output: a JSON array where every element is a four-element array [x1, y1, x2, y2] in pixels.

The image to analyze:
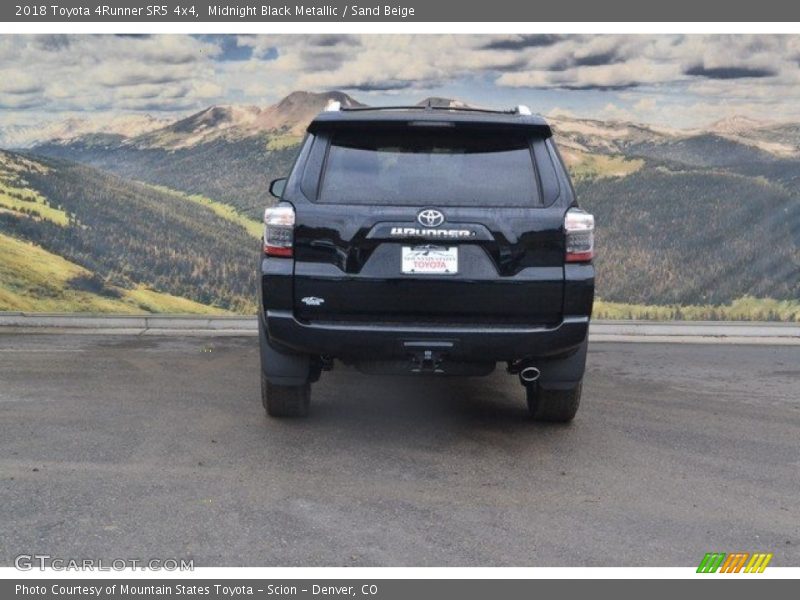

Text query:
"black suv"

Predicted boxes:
[[259, 103, 594, 421]]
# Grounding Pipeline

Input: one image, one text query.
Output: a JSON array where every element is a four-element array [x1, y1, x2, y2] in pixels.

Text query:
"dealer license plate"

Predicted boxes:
[[401, 246, 458, 275]]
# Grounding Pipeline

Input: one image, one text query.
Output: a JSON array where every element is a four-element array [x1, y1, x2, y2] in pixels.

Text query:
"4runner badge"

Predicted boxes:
[[301, 297, 325, 306], [417, 209, 445, 228]]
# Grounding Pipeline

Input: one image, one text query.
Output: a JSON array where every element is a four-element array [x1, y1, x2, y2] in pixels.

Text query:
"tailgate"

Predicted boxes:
[[289, 123, 566, 326], [292, 204, 565, 325]]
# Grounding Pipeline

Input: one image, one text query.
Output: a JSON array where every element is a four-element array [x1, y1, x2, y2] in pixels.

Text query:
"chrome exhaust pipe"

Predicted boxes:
[[519, 366, 541, 384]]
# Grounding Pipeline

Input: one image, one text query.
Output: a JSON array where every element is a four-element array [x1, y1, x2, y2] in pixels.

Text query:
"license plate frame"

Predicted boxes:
[[401, 246, 458, 275]]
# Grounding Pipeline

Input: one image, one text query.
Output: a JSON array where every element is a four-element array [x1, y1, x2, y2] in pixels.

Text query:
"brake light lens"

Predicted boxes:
[[565, 208, 594, 262], [263, 205, 295, 257]]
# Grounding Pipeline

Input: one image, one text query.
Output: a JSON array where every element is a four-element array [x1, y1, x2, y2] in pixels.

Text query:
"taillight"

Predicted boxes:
[[263, 205, 295, 257], [565, 208, 594, 263]]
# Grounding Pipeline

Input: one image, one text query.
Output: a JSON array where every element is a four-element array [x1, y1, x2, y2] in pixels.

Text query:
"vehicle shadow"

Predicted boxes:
[[279, 365, 579, 436], [252, 365, 587, 481]]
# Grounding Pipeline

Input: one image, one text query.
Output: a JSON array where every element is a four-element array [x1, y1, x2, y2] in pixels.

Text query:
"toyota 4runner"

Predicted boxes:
[[259, 102, 595, 421]]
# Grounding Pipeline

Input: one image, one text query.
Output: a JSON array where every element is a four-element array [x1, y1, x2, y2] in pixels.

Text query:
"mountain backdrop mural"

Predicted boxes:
[[1, 36, 799, 319]]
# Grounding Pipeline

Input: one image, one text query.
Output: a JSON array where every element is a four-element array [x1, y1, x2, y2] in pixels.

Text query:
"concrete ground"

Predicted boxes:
[[0, 334, 798, 567]]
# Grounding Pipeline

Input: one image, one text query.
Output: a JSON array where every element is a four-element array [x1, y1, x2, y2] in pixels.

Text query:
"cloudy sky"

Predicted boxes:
[[1, 34, 800, 128]]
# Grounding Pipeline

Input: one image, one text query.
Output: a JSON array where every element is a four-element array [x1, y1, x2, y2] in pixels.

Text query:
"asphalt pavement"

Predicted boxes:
[[0, 334, 798, 567]]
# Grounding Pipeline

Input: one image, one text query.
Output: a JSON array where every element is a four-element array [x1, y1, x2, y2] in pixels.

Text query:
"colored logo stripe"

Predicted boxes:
[[720, 553, 749, 573], [697, 553, 726, 573], [697, 552, 773, 573], [745, 553, 773, 573]]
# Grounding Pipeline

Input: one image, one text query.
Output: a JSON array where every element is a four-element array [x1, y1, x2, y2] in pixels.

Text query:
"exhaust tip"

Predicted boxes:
[[520, 366, 541, 383]]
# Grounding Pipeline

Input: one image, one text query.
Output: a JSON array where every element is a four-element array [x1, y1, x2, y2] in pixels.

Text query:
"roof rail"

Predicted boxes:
[[339, 104, 534, 116]]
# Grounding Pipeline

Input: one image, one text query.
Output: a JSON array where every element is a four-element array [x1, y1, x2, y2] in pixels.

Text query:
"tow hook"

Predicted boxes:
[[410, 349, 444, 374], [404, 341, 452, 374]]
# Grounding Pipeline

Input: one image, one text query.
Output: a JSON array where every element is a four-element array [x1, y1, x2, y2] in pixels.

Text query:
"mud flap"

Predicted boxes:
[[259, 316, 313, 386], [536, 338, 587, 391]]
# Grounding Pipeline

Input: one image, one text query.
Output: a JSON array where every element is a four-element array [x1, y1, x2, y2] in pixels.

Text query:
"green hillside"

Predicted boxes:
[[0, 232, 227, 314], [0, 152, 69, 225], [577, 163, 800, 305], [34, 135, 298, 218], [595, 296, 800, 322], [146, 184, 262, 239], [561, 150, 644, 182], [626, 134, 780, 168], [0, 149, 258, 313]]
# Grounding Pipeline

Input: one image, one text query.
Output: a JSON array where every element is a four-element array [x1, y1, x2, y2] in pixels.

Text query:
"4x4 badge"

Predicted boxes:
[[301, 296, 325, 306], [417, 209, 445, 228]]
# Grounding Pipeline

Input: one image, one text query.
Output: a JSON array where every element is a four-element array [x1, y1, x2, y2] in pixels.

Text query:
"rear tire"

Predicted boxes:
[[261, 371, 310, 418], [526, 381, 582, 423]]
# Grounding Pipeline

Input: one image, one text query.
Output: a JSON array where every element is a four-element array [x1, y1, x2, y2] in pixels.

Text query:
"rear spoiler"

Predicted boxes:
[[308, 110, 553, 138]]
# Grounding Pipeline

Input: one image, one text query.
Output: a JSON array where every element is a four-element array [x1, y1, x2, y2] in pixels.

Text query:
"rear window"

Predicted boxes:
[[317, 128, 540, 206]]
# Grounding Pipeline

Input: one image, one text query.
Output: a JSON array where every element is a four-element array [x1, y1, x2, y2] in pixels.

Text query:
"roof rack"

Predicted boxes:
[[330, 103, 534, 116]]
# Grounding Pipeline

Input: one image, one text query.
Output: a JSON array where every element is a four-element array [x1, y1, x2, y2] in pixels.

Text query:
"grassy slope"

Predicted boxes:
[[571, 155, 800, 322], [562, 150, 644, 182], [266, 133, 303, 151], [594, 297, 800, 322], [575, 164, 800, 306], [147, 184, 262, 239], [32, 135, 300, 219], [0, 153, 70, 225], [1, 149, 258, 312], [0, 232, 229, 314]]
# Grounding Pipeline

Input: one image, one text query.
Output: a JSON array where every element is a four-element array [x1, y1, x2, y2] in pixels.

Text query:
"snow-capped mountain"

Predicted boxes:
[[0, 114, 171, 149]]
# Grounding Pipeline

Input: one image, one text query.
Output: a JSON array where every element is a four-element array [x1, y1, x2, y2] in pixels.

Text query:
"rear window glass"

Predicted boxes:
[[318, 128, 539, 206]]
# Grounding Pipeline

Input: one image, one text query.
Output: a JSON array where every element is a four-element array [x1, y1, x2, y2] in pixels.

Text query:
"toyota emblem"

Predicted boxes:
[[417, 209, 445, 228]]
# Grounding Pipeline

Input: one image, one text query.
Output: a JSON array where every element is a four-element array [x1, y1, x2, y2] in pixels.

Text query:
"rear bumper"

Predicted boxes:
[[264, 310, 589, 362]]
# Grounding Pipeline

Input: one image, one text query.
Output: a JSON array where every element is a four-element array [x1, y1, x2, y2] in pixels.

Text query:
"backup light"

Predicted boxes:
[[564, 208, 594, 263], [264, 205, 295, 257]]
